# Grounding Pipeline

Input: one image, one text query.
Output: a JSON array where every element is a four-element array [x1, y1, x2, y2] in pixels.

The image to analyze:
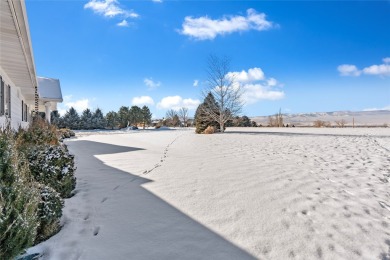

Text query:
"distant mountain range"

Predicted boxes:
[[251, 110, 390, 126]]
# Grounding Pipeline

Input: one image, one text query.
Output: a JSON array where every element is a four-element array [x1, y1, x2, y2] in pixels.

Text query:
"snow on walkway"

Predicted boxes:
[[28, 128, 390, 259], [28, 129, 254, 260]]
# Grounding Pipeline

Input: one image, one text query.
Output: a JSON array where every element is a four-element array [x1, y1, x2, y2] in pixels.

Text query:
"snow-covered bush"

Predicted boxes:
[[57, 128, 75, 141], [35, 185, 64, 243], [0, 128, 40, 260], [27, 145, 76, 198], [17, 117, 59, 148]]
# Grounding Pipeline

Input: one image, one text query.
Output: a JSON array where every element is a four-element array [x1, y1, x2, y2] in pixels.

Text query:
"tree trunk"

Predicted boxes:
[[220, 121, 225, 133]]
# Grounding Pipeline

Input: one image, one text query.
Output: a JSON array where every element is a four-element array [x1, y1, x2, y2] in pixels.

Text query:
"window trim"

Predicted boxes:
[[0, 76, 4, 116]]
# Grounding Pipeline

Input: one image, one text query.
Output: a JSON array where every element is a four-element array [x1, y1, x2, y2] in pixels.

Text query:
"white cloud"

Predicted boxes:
[[338, 58, 390, 77], [157, 96, 200, 110], [225, 67, 284, 104], [193, 80, 199, 87], [144, 78, 161, 90], [227, 67, 265, 83], [84, 0, 138, 19], [117, 19, 129, 27], [131, 96, 154, 106], [180, 9, 275, 40], [337, 64, 361, 76], [267, 77, 278, 87], [152, 0, 163, 3], [242, 84, 285, 104], [362, 64, 390, 76], [57, 95, 90, 116], [363, 105, 390, 111]]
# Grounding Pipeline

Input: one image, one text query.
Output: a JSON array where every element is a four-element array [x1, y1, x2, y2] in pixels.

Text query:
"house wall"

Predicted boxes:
[[0, 66, 33, 129]]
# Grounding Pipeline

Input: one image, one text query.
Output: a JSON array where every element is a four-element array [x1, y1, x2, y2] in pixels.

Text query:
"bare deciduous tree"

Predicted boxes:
[[165, 109, 179, 127], [201, 55, 244, 133], [267, 109, 284, 127], [178, 107, 188, 127], [335, 119, 347, 128]]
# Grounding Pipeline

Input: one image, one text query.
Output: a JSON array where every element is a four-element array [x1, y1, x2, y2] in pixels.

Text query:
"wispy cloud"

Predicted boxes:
[[117, 19, 129, 27], [193, 80, 199, 87], [144, 78, 161, 90], [157, 96, 200, 110], [338, 57, 390, 77], [363, 105, 390, 111], [132, 96, 155, 106], [152, 0, 163, 3], [180, 9, 276, 40], [337, 64, 361, 77], [84, 0, 138, 19]]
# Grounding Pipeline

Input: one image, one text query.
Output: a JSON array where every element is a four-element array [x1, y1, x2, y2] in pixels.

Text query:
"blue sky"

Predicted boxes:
[[26, 0, 390, 118]]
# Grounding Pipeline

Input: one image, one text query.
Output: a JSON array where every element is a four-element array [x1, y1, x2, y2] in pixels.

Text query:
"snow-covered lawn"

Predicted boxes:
[[28, 128, 390, 259]]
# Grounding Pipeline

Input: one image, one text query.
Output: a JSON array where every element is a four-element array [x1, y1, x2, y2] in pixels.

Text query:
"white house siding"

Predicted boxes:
[[0, 66, 32, 129]]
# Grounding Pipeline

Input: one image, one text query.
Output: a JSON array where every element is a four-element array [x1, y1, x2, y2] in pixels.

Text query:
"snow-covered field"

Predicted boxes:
[[28, 127, 390, 259]]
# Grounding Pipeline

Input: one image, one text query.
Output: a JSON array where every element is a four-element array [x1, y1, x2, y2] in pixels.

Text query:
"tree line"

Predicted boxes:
[[50, 105, 152, 130]]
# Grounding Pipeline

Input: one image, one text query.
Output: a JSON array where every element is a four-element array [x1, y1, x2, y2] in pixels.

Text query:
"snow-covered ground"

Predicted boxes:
[[28, 127, 390, 259]]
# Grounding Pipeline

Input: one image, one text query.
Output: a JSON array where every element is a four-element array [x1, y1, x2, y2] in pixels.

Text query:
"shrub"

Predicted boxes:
[[27, 145, 76, 198], [0, 128, 40, 260], [203, 125, 215, 134], [17, 117, 59, 148], [57, 128, 75, 141], [35, 185, 64, 243], [313, 120, 331, 128]]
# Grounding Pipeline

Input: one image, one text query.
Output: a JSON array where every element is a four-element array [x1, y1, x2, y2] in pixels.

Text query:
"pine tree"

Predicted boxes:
[[50, 110, 63, 127], [105, 111, 118, 129], [92, 108, 106, 129], [118, 106, 129, 128], [129, 106, 142, 126], [195, 93, 221, 133], [241, 116, 251, 127], [81, 108, 93, 129], [62, 107, 80, 130], [141, 106, 152, 129]]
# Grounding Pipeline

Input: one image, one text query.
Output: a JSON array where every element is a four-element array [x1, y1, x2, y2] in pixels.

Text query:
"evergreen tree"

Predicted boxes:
[[50, 110, 63, 127], [92, 108, 106, 129], [141, 106, 152, 129], [105, 111, 118, 129], [129, 106, 142, 126], [241, 116, 251, 127], [118, 106, 129, 128], [62, 107, 80, 130], [81, 108, 93, 129], [195, 93, 221, 133]]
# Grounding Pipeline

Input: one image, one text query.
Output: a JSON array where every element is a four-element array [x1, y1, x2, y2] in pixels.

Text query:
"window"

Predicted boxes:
[[6, 85, 11, 118], [0, 76, 4, 116], [22, 100, 24, 121], [25, 104, 28, 122]]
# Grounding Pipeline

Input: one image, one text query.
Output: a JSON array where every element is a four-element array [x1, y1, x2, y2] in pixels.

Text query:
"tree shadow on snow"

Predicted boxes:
[[61, 140, 255, 260]]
